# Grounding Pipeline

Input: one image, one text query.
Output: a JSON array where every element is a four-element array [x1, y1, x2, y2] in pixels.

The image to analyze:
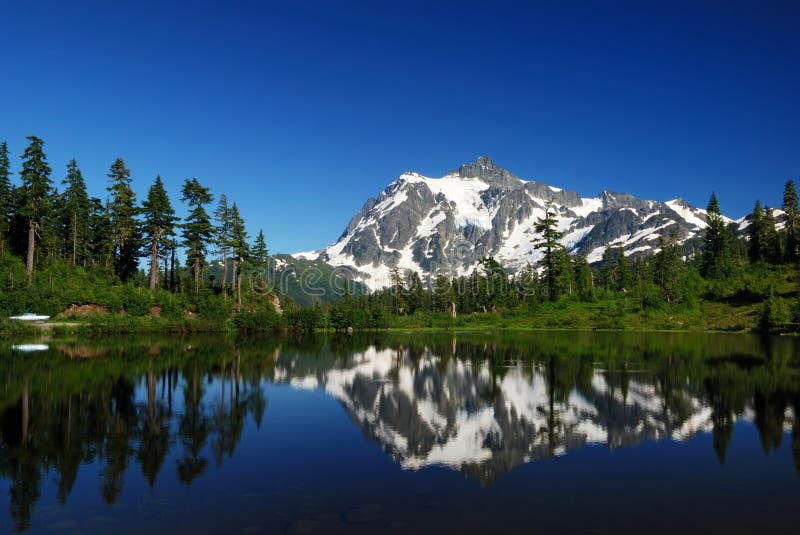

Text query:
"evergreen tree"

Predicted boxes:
[[61, 159, 90, 266], [389, 267, 405, 314], [88, 197, 113, 269], [107, 158, 140, 281], [552, 248, 574, 299], [762, 206, 781, 263], [19, 136, 52, 283], [654, 230, 682, 303], [214, 194, 232, 296], [534, 201, 564, 301], [616, 247, 630, 291], [432, 274, 456, 313], [406, 271, 426, 314], [478, 256, 508, 309], [599, 246, 617, 290], [573, 253, 593, 301], [38, 185, 63, 263], [515, 262, 539, 307], [180, 178, 214, 294], [0, 141, 11, 257], [782, 179, 799, 262], [251, 229, 268, 271], [749, 200, 765, 263], [141, 175, 178, 290], [230, 202, 249, 306], [701, 192, 730, 278]]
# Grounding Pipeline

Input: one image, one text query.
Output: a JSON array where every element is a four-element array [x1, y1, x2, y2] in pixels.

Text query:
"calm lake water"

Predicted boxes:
[[1, 331, 798, 534]]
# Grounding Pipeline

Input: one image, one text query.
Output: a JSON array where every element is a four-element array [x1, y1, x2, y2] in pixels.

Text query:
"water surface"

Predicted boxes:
[[1, 331, 798, 534]]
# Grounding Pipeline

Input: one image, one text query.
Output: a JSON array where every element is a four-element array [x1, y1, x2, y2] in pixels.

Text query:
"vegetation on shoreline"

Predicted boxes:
[[0, 135, 799, 336]]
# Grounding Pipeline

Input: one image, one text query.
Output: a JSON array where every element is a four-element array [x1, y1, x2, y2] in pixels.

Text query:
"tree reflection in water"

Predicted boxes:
[[0, 331, 798, 531]]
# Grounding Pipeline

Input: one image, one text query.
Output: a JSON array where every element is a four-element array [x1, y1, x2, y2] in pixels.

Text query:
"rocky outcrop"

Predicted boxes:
[[270, 294, 283, 315]]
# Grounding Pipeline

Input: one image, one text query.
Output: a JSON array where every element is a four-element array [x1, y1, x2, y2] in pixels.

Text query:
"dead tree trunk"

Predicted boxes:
[[149, 236, 160, 291]]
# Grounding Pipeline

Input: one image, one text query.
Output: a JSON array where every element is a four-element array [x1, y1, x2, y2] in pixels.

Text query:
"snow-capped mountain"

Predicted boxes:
[[298, 156, 731, 290]]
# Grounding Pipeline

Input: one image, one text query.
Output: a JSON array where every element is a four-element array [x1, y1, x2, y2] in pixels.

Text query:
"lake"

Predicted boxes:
[[1, 331, 798, 534]]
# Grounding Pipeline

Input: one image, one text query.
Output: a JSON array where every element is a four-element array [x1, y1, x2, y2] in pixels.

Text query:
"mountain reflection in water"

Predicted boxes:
[[272, 336, 799, 484], [0, 331, 798, 532]]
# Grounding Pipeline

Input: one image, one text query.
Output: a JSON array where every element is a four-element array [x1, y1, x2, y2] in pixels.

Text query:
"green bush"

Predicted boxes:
[[158, 295, 185, 320], [194, 291, 230, 320], [120, 286, 152, 316], [759, 295, 792, 333], [285, 307, 326, 332], [233, 309, 283, 332]]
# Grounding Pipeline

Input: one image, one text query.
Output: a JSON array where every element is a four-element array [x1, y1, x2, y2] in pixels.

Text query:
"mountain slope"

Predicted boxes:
[[302, 157, 731, 290]]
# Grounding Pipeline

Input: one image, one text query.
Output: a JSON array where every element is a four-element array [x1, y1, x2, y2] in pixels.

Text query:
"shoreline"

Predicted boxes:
[[0, 318, 768, 337]]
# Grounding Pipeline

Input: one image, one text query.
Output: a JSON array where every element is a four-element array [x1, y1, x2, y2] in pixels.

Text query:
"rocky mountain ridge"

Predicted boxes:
[[294, 157, 740, 290]]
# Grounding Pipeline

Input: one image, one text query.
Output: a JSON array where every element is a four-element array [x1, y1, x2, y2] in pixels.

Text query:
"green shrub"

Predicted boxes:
[[194, 291, 230, 320], [120, 286, 152, 316], [759, 295, 792, 333], [233, 309, 283, 332], [285, 307, 326, 332]]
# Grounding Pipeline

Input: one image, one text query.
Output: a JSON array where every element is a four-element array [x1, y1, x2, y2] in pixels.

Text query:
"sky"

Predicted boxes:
[[1, 0, 799, 253]]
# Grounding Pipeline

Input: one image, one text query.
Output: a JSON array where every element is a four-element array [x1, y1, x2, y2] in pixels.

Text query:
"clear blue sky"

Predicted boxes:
[[2, 0, 798, 253]]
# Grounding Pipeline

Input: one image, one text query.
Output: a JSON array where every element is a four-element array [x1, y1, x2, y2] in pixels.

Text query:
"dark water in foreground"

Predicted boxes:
[[0, 331, 799, 534]]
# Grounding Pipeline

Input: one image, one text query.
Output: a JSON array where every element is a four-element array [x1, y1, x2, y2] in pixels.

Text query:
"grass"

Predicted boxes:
[[0, 294, 786, 336], [382, 298, 765, 333]]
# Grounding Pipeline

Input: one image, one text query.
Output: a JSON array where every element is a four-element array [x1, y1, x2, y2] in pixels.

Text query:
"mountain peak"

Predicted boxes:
[[321, 158, 724, 290], [452, 156, 522, 189]]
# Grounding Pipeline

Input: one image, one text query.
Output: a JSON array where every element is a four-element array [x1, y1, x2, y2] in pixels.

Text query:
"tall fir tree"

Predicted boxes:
[[654, 230, 682, 303], [0, 141, 11, 257], [762, 206, 781, 263], [61, 159, 90, 266], [701, 192, 730, 278], [516, 262, 539, 307], [19, 136, 52, 283], [406, 271, 426, 313], [533, 201, 564, 301], [749, 200, 765, 263], [251, 229, 268, 270], [782, 179, 799, 262], [573, 253, 593, 301], [552, 248, 574, 299], [389, 267, 406, 314], [229, 203, 249, 306], [88, 197, 113, 269], [616, 247, 630, 291], [180, 178, 214, 294], [107, 158, 140, 281], [214, 194, 232, 296], [141, 175, 178, 290], [599, 246, 617, 290], [432, 274, 456, 313]]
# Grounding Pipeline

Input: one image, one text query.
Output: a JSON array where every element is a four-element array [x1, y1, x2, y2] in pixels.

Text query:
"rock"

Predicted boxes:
[[58, 303, 110, 318], [271, 294, 283, 315]]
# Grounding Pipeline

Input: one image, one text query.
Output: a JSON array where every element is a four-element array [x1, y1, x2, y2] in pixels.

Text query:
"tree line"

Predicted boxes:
[[322, 182, 800, 333], [2, 134, 798, 333], [0, 136, 270, 309]]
